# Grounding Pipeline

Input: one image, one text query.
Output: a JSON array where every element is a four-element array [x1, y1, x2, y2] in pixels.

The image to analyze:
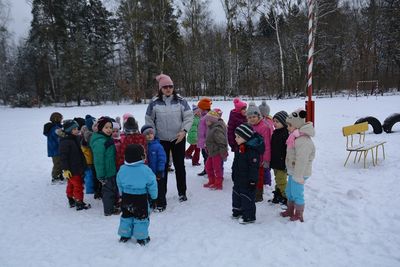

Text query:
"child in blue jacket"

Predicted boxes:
[[116, 144, 158, 245], [43, 112, 63, 183], [141, 125, 167, 212]]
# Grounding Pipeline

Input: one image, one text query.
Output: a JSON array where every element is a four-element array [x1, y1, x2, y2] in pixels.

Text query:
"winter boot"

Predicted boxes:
[[197, 169, 207, 176], [280, 201, 295, 218], [290, 204, 304, 222], [137, 237, 151, 246], [255, 188, 263, 202], [238, 217, 255, 224], [279, 196, 288, 206], [119, 237, 131, 243], [75, 201, 91, 211], [68, 197, 76, 208], [269, 188, 282, 204], [210, 178, 223, 190], [203, 176, 215, 188]]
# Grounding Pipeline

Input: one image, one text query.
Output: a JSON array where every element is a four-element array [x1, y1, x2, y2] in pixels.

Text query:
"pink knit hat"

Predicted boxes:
[[233, 97, 247, 112], [122, 113, 133, 123], [156, 74, 174, 89]]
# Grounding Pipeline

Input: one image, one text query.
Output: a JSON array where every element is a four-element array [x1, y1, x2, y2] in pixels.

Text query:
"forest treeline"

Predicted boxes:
[[0, 0, 399, 107]]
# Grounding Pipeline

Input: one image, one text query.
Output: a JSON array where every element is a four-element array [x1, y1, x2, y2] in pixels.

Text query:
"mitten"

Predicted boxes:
[[150, 199, 157, 210], [62, 170, 72, 180], [156, 171, 164, 180]]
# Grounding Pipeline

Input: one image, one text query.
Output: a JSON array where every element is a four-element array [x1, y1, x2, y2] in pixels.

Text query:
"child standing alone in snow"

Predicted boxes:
[[59, 120, 91, 210], [280, 109, 315, 222], [231, 123, 264, 224], [117, 144, 158, 245], [43, 112, 63, 183]]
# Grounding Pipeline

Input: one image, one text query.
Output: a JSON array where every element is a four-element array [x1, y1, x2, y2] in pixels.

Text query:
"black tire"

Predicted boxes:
[[354, 116, 383, 134], [382, 113, 400, 133]]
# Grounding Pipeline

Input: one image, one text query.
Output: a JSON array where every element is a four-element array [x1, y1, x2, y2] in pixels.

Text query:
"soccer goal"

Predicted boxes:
[[354, 80, 379, 99]]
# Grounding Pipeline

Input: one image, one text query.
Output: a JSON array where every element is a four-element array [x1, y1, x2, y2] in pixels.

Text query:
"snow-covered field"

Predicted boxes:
[[1, 96, 399, 267]]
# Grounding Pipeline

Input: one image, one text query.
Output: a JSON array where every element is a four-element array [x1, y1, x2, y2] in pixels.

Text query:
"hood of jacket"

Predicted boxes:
[[246, 133, 265, 155], [299, 122, 315, 137]]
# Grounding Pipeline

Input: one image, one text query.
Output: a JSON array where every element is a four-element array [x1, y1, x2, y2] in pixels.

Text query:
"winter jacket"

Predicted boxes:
[[59, 132, 86, 176], [147, 139, 167, 175], [116, 133, 147, 170], [43, 122, 61, 157], [197, 111, 208, 149], [205, 120, 228, 157], [227, 110, 247, 152], [117, 160, 158, 199], [117, 160, 158, 219], [90, 132, 116, 180], [286, 123, 315, 184], [187, 115, 200, 145], [145, 94, 193, 141], [252, 118, 272, 163], [270, 127, 289, 170], [232, 133, 265, 188]]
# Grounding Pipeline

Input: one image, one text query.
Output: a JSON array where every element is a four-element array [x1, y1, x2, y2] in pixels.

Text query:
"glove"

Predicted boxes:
[[262, 161, 269, 169], [156, 171, 164, 180], [62, 170, 72, 180], [150, 199, 157, 210], [248, 181, 256, 190]]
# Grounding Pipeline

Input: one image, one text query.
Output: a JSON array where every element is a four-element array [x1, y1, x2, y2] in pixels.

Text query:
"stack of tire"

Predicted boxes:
[[355, 113, 400, 134]]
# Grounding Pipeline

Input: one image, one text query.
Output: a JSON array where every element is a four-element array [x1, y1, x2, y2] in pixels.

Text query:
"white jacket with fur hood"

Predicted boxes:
[[285, 122, 315, 184]]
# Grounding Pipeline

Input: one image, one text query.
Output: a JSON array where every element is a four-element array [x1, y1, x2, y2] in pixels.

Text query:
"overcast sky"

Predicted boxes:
[[8, 0, 226, 42]]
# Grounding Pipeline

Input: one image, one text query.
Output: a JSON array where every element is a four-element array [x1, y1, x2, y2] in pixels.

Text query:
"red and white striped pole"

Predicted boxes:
[[306, 0, 315, 125]]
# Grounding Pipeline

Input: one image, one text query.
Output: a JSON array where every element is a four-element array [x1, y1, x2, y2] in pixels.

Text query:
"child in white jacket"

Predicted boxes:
[[280, 109, 315, 222]]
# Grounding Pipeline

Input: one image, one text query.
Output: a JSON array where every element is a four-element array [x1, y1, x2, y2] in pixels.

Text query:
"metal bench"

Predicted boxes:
[[342, 122, 386, 168]]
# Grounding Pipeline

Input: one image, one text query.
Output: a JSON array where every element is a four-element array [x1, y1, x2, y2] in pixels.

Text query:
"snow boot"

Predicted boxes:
[[280, 201, 294, 218], [255, 188, 263, 202], [179, 195, 188, 202], [197, 169, 207, 176], [137, 237, 151, 246], [203, 175, 215, 188], [68, 197, 76, 208], [269, 188, 282, 204], [238, 217, 255, 224], [75, 201, 91, 211], [290, 204, 304, 222], [210, 178, 223, 190], [119, 237, 131, 243]]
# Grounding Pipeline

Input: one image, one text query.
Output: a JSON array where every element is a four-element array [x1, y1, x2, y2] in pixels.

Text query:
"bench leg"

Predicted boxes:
[[375, 146, 379, 165], [344, 151, 352, 167], [363, 150, 368, 168], [357, 151, 363, 163], [370, 148, 375, 167], [382, 144, 385, 160]]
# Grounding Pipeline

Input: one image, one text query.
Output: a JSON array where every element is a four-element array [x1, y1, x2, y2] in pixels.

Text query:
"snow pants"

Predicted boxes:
[[232, 184, 256, 220], [285, 175, 308, 205], [205, 154, 223, 187], [102, 176, 118, 214], [273, 169, 288, 197], [51, 156, 62, 179], [118, 217, 149, 240], [66, 175, 84, 201], [185, 144, 200, 164]]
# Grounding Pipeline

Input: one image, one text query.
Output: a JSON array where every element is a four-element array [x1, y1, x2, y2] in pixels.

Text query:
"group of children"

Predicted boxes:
[[184, 97, 315, 224], [43, 98, 315, 245]]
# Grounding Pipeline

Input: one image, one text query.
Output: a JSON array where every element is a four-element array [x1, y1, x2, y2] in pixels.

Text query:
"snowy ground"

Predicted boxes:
[[0, 95, 399, 267]]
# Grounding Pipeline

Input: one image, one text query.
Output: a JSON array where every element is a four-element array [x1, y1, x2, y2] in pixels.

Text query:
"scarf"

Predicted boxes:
[[286, 129, 304, 149]]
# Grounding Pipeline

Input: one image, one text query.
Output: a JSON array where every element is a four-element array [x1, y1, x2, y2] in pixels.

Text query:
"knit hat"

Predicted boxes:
[[286, 109, 307, 129], [97, 116, 113, 132], [235, 123, 254, 141], [246, 102, 261, 117], [122, 113, 133, 123], [112, 122, 120, 130], [124, 117, 139, 134], [205, 110, 220, 123], [50, 112, 63, 123], [85, 115, 96, 131], [156, 74, 174, 89], [73, 117, 85, 130], [63, 120, 79, 134], [233, 97, 247, 112], [141, 124, 154, 136], [213, 108, 223, 117], [258, 100, 270, 117], [125, 144, 145, 164], [198, 97, 212, 110], [273, 111, 289, 127]]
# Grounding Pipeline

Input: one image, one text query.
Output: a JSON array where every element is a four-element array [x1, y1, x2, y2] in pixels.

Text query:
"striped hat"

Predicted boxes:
[[235, 123, 254, 141], [273, 111, 289, 127]]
